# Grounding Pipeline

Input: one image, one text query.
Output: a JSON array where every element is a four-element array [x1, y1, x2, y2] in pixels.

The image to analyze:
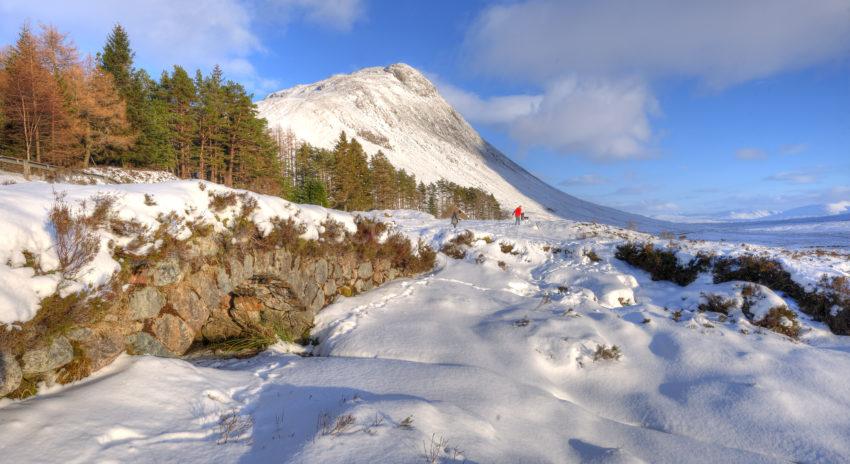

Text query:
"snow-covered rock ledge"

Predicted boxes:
[[0, 180, 435, 399]]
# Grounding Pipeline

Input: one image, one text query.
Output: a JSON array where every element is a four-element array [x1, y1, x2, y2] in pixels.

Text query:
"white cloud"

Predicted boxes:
[[735, 148, 767, 160], [559, 174, 609, 187], [509, 77, 658, 159], [765, 170, 820, 184], [465, 0, 850, 88], [459, 0, 850, 161], [779, 143, 808, 155], [433, 78, 541, 125], [254, 0, 364, 32], [826, 200, 850, 215], [438, 75, 658, 160]]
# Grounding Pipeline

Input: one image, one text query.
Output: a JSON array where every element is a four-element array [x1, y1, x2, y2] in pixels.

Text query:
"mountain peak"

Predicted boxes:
[[382, 63, 437, 97], [256, 65, 659, 228]]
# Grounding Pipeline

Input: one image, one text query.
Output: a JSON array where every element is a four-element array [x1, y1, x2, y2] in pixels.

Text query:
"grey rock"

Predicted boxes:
[[324, 279, 337, 297], [362, 279, 374, 292], [315, 259, 329, 283], [169, 283, 210, 334], [228, 256, 246, 285], [80, 332, 124, 371], [187, 271, 221, 312], [152, 257, 182, 286], [185, 236, 219, 260], [216, 267, 233, 294], [126, 332, 173, 358], [129, 287, 165, 320], [65, 327, 94, 342], [150, 314, 194, 355], [243, 254, 255, 280], [22, 337, 74, 376], [0, 352, 22, 396], [201, 314, 244, 343], [358, 261, 373, 279], [387, 268, 398, 281]]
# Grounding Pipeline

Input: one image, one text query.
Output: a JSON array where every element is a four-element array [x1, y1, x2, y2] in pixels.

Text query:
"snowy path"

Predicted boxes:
[[2, 214, 850, 463]]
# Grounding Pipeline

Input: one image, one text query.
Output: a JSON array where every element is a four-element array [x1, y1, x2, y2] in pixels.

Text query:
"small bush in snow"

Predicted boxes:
[[698, 293, 736, 315], [615, 242, 711, 286], [755, 306, 801, 339], [441, 230, 474, 259], [49, 194, 100, 279], [218, 410, 254, 444], [593, 344, 622, 361], [398, 415, 415, 430], [499, 242, 515, 254], [143, 193, 157, 206], [584, 249, 602, 263], [208, 190, 239, 213], [422, 433, 450, 464]]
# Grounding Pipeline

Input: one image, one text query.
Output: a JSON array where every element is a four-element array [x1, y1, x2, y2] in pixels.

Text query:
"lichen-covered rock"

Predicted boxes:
[[315, 258, 329, 283], [65, 327, 94, 342], [129, 287, 165, 320], [186, 270, 220, 314], [168, 283, 210, 334], [216, 267, 233, 294], [358, 261, 373, 280], [201, 315, 244, 343], [0, 351, 22, 396], [231, 295, 263, 326], [324, 279, 337, 297], [22, 337, 73, 376], [185, 236, 219, 260], [126, 332, 173, 357], [80, 332, 124, 371], [152, 256, 183, 286], [150, 314, 194, 355]]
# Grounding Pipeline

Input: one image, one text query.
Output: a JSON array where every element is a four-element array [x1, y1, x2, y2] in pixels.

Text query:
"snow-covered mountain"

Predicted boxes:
[[256, 64, 659, 228], [662, 201, 850, 223]]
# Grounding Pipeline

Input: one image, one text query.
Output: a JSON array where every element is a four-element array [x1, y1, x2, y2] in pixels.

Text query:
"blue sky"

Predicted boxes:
[[2, 0, 848, 217]]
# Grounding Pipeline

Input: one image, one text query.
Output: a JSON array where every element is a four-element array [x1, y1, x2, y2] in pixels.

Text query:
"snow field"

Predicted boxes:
[[1, 213, 849, 462]]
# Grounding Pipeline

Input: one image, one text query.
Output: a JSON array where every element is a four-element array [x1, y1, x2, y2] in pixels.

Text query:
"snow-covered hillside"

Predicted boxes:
[[2, 211, 849, 463], [257, 64, 660, 228]]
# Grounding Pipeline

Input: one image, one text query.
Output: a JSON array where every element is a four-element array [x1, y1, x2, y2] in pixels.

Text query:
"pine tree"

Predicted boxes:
[[370, 150, 397, 209], [161, 65, 196, 177], [98, 24, 133, 94]]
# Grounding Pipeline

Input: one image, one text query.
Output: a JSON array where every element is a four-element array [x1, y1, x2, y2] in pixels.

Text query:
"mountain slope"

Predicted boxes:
[[256, 64, 661, 228]]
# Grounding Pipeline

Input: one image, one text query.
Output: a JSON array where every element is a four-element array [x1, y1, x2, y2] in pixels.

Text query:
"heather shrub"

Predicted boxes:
[[615, 242, 710, 286]]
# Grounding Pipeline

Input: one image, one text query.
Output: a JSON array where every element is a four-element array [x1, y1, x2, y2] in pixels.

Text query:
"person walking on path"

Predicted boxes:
[[514, 205, 522, 225], [450, 210, 460, 229]]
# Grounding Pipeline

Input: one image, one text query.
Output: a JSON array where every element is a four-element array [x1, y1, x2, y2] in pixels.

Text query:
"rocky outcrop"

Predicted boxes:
[[0, 221, 434, 400]]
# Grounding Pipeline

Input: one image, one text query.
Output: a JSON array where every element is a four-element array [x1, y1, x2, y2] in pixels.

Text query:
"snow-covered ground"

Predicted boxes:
[[0, 179, 355, 324], [2, 209, 849, 463]]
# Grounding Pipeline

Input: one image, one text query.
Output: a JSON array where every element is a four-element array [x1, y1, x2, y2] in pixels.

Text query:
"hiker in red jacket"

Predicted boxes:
[[514, 205, 522, 225]]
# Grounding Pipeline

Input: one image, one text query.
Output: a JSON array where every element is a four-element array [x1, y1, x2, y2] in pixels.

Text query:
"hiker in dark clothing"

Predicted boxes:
[[450, 210, 460, 229], [514, 205, 523, 225]]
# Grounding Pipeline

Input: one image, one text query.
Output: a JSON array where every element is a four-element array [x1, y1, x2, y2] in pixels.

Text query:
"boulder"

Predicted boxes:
[[315, 258, 329, 283], [358, 261, 373, 280], [186, 271, 220, 315], [324, 279, 337, 297], [201, 316, 244, 343], [150, 314, 194, 355], [80, 332, 124, 371], [231, 296, 263, 326], [126, 332, 173, 357], [65, 327, 94, 342], [129, 287, 165, 321], [216, 267, 233, 294], [22, 337, 74, 376], [152, 256, 182, 286], [0, 352, 22, 396], [167, 283, 210, 334]]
